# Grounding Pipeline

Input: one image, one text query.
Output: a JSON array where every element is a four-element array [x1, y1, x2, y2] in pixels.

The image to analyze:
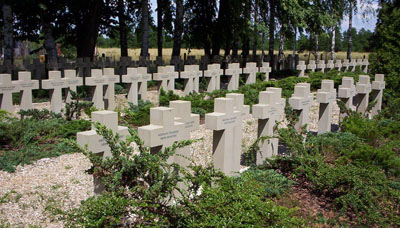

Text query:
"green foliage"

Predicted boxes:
[[64, 91, 93, 121], [122, 100, 154, 126]]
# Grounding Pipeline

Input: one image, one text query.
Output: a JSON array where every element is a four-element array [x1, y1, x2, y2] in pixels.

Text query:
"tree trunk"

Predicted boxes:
[[172, 0, 183, 57], [268, 0, 275, 67], [252, 0, 258, 57], [314, 34, 319, 64], [347, 2, 353, 60], [242, 37, 250, 58], [292, 27, 297, 68], [118, 0, 128, 57], [331, 25, 336, 60], [262, 31, 265, 59], [76, 0, 102, 58], [232, 39, 239, 57], [2, 4, 14, 63], [157, 0, 163, 57], [42, 22, 58, 64], [278, 29, 284, 70], [140, 0, 149, 57], [212, 0, 228, 56]]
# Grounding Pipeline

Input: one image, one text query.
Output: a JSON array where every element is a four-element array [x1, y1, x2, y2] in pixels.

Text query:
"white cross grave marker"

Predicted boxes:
[[342, 59, 350, 72], [326, 60, 334, 70], [122, 67, 141, 105], [0, 74, 20, 113], [362, 59, 369, 73], [335, 60, 343, 71], [102, 68, 119, 111], [64, 70, 83, 103], [225, 63, 241, 90], [338, 77, 356, 110], [181, 65, 201, 95], [259, 62, 271, 81], [17, 71, 39, 111], [317, 80, 337, 135], [371, 74, 385, 116], [170, 100, 200, 167], [226, 93, 250, 119], [204, 64, 223, 92], [42, 71, 69, 113], [138, 107, 185, 163], [77, 110, 129, 194], [349, 59, 357, 72], [253, 87, 284, 164], [243, 62, 257, 84], [205, 98, 242, 176], [297, 61, 307, 77], [307, 60, 316, 72], [86, 69, 108, 110], [355, 75, 372, 115], [317, 60, 326, 73], [137, 67, 151, 101], [289, 83, 313, 131], [153, 66, 179, 92]]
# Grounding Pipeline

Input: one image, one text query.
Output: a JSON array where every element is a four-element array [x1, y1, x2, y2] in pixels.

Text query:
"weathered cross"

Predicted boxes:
[[342, 59, 350, 72], [349, 59, 357, 72], [316, 60, 326, 73], [253, 87, 284, 164], [86, 69, 108, 110], [226, 93, 251, 119], [307, 60, 316, 72], [225, 63, 241, 90], [205, 97, 242, 176], [259, 62, 271, 81], [335, 60, 343, 71], [42, 71, 69, 113], [180, 65, 201, 95], [137, 67, 152, 101], [297, 61, 307, 77], [153, 66, 179, 92], [338, 77, 356, 111], [64, 70, 83, 103], [362, 59, 369, 73], [371, 74, 385, 116], [289, 83, 313, 131], [169, 100, 200, 167], [0, 74, 20, 113], [17, 71, 39, 111], [326, 60, 335, 70], [317, 80, 337, 135], [204, 64, 223, 92], [355, 75, 372, 115], [242, 62, 257, 84], [102, 68, 119, 111]]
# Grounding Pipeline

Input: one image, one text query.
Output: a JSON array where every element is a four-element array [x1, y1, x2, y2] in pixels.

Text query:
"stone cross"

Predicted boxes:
[[102, 68, 119, 111], [326, 60, 334, 70], [225, 63, 241, 90], [137, 67, 151, 101], [357, 59, 363, 69], [307, 60, 316, 72], [153, 66, 179, 92], [122, 68, 141, 105], [349, 59, 357, 72], [17, 71, 39, 111], [289, 83, 313, 131], [317, 80, 337, 135], [86, 69, 108, 110], [77, 110, 129, 194], [297, 61, 307, 77], [355, 75, 372, 115], [253, 87, 284, 164], [180, 65, 201, 95], [138, 107, 185, 159], [204, 64, 222, 92], [42, 71, 69, 113], [226, 93, 250, 119], [335, 60, 343, 71], [169, 100, 200, 167], [338, 77, 356, 110], [205, 97, 242, 176], [342, 59, 350, 72], [371, 74, 385, 116], [0, 74, 20, 113], [259, 62, 271, 81], [362, 59, 369, 73], [64, 70, 83, 103], [243, 62, 257, 84], [317, 60, 326, 73]]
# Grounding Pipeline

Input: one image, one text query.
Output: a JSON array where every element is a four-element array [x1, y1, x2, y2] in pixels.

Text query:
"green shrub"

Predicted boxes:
[[122, 100, 154, 126]]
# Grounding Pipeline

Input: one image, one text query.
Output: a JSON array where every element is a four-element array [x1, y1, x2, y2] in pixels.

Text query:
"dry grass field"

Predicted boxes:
[[98, 48, 369, 61]]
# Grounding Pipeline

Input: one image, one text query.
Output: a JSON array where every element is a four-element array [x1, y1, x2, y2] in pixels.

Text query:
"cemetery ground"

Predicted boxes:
[[1, 70, 400, 227]]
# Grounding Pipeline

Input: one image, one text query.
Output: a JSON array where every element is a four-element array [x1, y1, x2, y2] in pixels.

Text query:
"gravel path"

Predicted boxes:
[[0, 91, 340, 227]]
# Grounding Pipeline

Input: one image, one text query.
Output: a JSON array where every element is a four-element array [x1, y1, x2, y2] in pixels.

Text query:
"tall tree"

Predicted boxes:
[[2, 3, 13, 63], [268, 0, 276, 64], [157, 0, 164, 56], [172, 0, 184, 57], [118, 0, 128, 57], [252, 0, 259, 57], [140, 0, 149, 57], [346, 0, 356, 60]]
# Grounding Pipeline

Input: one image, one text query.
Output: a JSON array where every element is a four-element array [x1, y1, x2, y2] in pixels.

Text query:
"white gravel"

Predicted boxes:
[[0, 90, 340, 227]]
